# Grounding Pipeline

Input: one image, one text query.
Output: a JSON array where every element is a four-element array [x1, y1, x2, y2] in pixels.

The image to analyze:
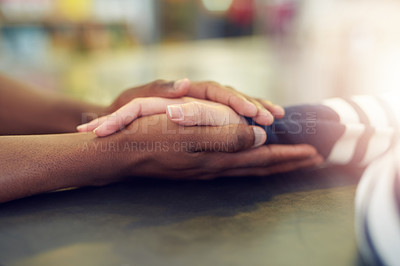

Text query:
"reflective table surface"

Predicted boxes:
[[0, 167, 363, 266]]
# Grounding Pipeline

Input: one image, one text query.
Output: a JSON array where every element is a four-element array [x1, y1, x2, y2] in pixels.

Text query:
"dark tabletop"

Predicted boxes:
[[0, 167, 364, 266]]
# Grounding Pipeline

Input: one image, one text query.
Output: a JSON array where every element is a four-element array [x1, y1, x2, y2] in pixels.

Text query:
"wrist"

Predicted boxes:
[[75, 102, 107, 124], [0, 132, 129, 202], [78, 132, 131, 186], [51, 99, 107, 133]]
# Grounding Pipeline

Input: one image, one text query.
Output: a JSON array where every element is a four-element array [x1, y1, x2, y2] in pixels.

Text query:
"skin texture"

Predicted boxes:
[[78, 79, 285, 136], [107, 79, 285, 123], [0, 76, 280, 136], [78, 97, 248, 137], [0, 115, 321, 203], [0, 74, 105, 135], [0, 74, 322, 203]]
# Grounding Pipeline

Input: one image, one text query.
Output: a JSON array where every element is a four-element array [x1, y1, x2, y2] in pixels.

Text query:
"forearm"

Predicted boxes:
[[0, 133, 126, 203], [0, 74, 106, 135]]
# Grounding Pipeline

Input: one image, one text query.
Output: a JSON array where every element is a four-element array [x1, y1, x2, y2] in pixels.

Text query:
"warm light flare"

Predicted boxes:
[[201, 0, 233, 12]]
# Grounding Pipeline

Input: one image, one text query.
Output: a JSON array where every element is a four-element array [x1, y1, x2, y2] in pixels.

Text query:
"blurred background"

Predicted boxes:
[[1, 0, 399, 106]]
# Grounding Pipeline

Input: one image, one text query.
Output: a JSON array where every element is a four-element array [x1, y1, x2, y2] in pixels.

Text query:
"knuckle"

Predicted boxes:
[[204, 81, 222, 91], [208, 106, 221, 124], [197, 103, 208, 122], [198, 102, 219, 125], [190, 101, 202, 112], [205, 80, 220, 86], [234, 132, 249, 152], [187, 102, 203, 123], [232, 126, 253, 152], [152, 79, 168, 85], [224, 133, 243, 152], [150, 79, 174, 92]]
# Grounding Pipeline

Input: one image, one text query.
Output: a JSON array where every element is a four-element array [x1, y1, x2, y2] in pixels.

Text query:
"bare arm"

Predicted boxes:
[[0, 75, 319, 203], [0, 132, 119, 202], [0, 74, 284, 136], [0, 116, 261, 203], [0, 114, 320, 203], [0, 74, 105, 135]]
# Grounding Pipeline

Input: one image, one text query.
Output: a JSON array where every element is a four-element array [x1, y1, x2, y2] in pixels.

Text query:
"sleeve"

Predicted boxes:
[[354, 141, 400, 266], [245, 94, 400, 265], [246, 95, 399, 166]]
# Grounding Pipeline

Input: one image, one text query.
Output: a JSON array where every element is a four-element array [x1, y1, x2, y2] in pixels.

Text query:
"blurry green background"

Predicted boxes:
[[1, 0, 400, 106]]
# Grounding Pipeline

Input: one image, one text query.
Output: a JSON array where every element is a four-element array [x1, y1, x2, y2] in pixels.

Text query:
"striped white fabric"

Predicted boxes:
[[325, 124, 365, 164], [355, 141, 400, 266], [322, 98, 360, 124], [253, 93, 400, 264], [322, 93, 400, 265], [322, 95, 397, 166], [322, 98, 363, 164], [352, 96, 390, 128], [381, 92, 400, 125]]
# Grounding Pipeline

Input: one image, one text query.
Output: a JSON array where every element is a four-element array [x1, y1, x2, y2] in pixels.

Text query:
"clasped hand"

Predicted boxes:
[[77, 79, 322, 181]]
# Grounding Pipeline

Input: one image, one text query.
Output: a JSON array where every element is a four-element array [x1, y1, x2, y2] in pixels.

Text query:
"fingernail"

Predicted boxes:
[[252, 127, 266, 147], [76, 125, 85, 131], [167, 105, 184, 120], [273, 105, 285, 116], [93, 124, 104, 135], [174, 78, 189, 90]]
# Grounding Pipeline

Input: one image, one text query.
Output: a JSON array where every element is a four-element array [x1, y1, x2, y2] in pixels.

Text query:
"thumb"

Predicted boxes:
[[179, 124, 267, 153], [145, 78, 191, 98]]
